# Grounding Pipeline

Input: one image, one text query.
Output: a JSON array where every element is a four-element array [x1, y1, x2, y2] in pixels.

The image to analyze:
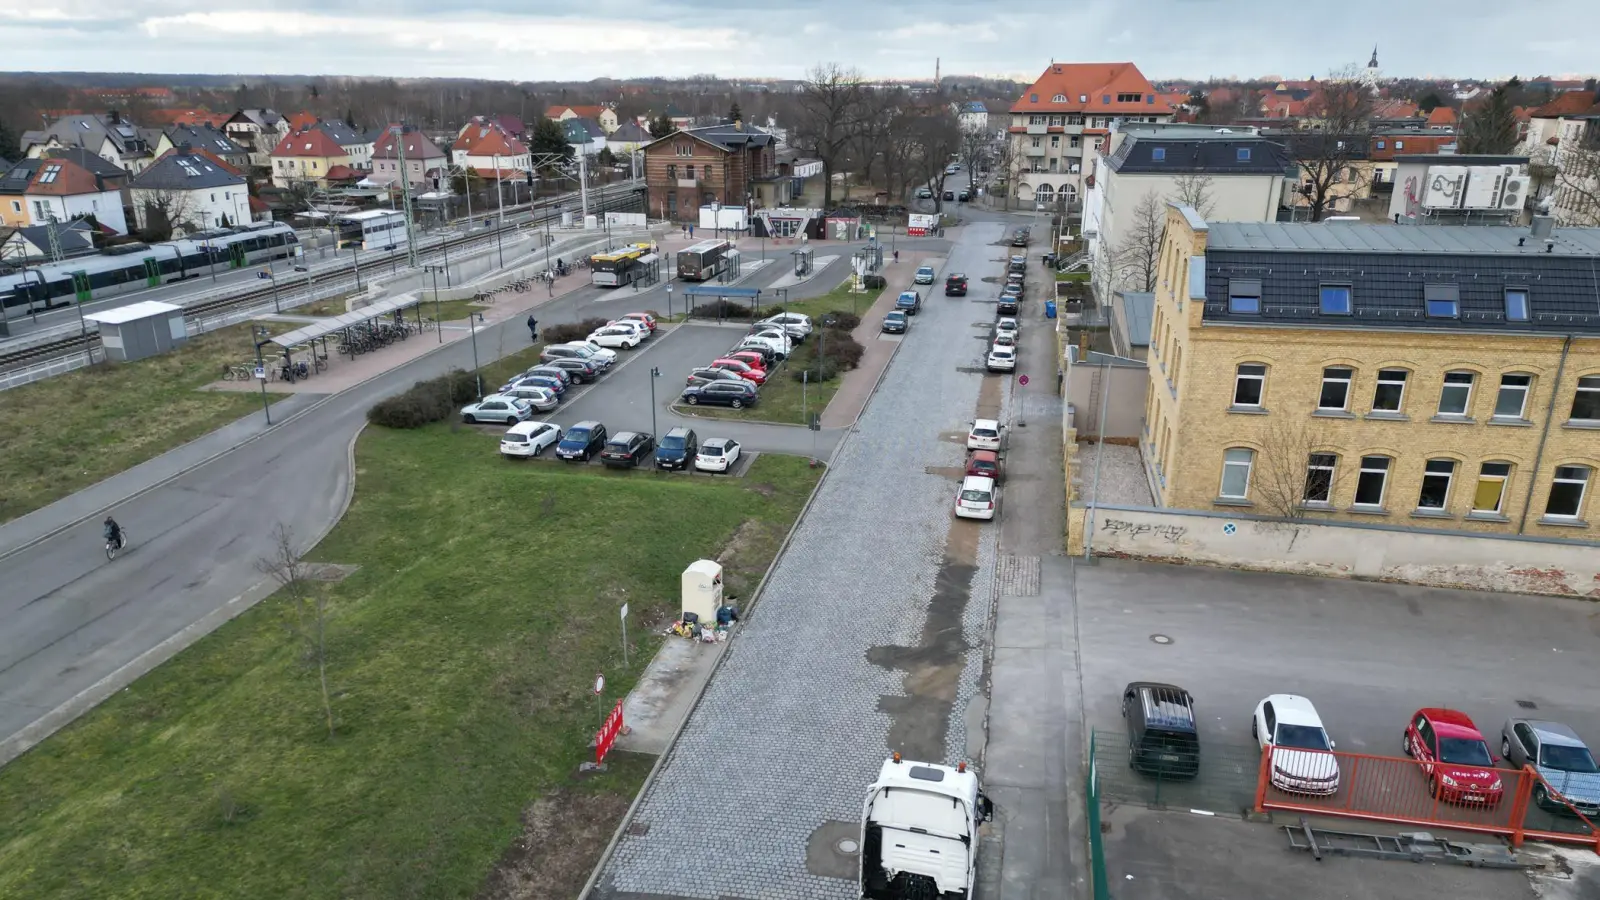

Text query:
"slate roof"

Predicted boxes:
[[683, 123, 775, 152], [315, 120, 368, 147], [6, 220, 95, 256], [164, 123, 243, 156], [0, 159, 43, 195], [1115, 291, 1153, 345], [131, 151, 247, 190], [607, 122, 652, 144], [563, 117, 607, 141], [1202, 222, 1600, 335], [1106, 136, 1295, 175], [42, 147, 126, 179]]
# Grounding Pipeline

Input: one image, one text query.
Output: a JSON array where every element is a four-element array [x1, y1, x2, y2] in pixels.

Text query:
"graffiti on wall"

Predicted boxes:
[[1102, 518, 1187, 543]]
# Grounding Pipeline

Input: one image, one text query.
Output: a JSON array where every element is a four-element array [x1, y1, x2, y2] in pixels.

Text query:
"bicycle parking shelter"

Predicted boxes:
[[678, 285, 788, 320], [262, 294, 428, 374]]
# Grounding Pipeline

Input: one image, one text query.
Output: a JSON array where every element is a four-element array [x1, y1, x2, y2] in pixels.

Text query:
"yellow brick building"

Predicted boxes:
[[1143, 207, 1600, 540]]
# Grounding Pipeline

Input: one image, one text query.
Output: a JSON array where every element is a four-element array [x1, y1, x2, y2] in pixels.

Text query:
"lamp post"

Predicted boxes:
[[261, 266, 281, 313], [493, 152, 506, 269], [424, 263, 445, 343], [649, 366, 660, 441], [253, 327, 273, 425], [468, 307, 483, 399], [352, 246, 362, 292], [666, 284, 673, 320]]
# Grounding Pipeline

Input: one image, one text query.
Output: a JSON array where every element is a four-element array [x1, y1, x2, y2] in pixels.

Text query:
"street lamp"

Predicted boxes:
[[492, 152, 506, 269], [468, 307, 483, 399], [666, 284, 673, 320], [649, 366, 660, 441], [351, 246, 362, 292], [424, 263, 446, 343], [260, 266, 281, 313]]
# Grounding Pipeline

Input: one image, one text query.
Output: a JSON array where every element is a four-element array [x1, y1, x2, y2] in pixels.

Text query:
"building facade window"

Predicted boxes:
[[1417, 459, 1456, 510], [1354, 456, 1391, 507], [1569, 375, 1600, 421], [1319, 284, 1352, 315], [1152, 147, 1166, 161], [1424, 283, 1459, 318], [1318, 366, 1354, 410], [1227, 278, 1260, 314], [1472, 462, 1512, 515], [1438, 371, 1475, 416], [1233, 364, 1266, 407], [1220, 448, 1254, 499], [1236, 147, 1252, 161], [1371, 368, 1408, 412], [1493, 373, 1533, 419], [1545, 465, 1591, 519], [666, 164, 676, 179], [1304, 453, 1337, 504], [1504, 288, 1530, 321]]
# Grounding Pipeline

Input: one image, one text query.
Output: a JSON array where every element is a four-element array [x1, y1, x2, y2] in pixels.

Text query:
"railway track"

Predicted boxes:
[[0, 186, 646, 374]]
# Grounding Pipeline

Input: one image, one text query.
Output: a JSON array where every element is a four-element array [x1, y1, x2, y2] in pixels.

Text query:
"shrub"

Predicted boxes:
[[541, 316, 610, 345], [825, 312, 861, 331], [863, 274, 887, 290], [366, 369, 475, 428], [691, 299, 753, 320], [789, 358, 840, 383], [815, 333, 865, 370]]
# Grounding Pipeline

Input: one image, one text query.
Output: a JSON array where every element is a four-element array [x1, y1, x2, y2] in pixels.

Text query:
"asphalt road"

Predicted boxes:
[[0, 239, 912, 758]]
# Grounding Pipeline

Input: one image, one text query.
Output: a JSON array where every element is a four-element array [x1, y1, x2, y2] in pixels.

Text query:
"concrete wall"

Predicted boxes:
[[1064, 346, 1146, 440], [1068, 502, 1600, 599]]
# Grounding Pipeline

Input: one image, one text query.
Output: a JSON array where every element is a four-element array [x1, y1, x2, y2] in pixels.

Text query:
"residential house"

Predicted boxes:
[[546, 104, 620, 134], [606, 122, 654, 158], [0, 160, 42, 228], [43, 148, 132, 225], [1083, 127, 1295, 281], [1140, 207, 1600, 540], [1386, 154, 1530, 225], [20, 111, 156, 175], [313, 120, 375, 170], [1007, 62, 1176, 207], [0, 220, 97, 262], [451, 118, 531, 176], [1367, 129, 1458, 192], [641, 119, 787, 221], [269, 127, 352, 189], [1519, 90, 1600, 223], [371, 126, 448, 190], [1424, 107, 1458, 130], [489, 115, 526, 140], [1271, 130, 1376, 215], [223, 109, 290, 171], [21, 155, 128, 234], [955, 101, 989, 133], [662, 105, 694, 130], [130, 147, 252, 235], [562, 118, 608, 157], [156, 124, 249, 172], [286, 111, 319, 132]]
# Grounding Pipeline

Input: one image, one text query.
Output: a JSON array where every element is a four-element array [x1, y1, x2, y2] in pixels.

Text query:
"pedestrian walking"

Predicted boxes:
[[527, 314, 539, 342]]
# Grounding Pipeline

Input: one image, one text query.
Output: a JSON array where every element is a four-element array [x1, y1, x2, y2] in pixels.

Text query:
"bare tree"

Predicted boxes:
[[990, 134, 1020, 211], [904, 106, 963, 214], [135, 188, 198, 241], [257, 524, 336, 739], [1171, 173, 1217, 219], [1295, 66, 1375, 222], [793, 63, 866, 208], [1113, 190, 1164, 292], [958, 122, 989, 202], [1248, 418, 1344, 549]]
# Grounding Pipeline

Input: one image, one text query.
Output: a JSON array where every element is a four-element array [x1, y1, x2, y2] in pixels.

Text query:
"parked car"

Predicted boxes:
[[942, 190, 955, 201], [995, 317, 1019, 339], [882, 311, 909, 334], [1011, 228, 1030, 247], [746, 322, 794, 348], [896, 291, 923, 314], [588, 324, 644, 349], [965, 449, 1003, 482], [945, 164, 959, 175], [1122, 682, 1201, 778], [1404, 708, 1503, 806], [967, 418, 1003, 451], [710, 358, 767, 384], [502, 373, 567, 397], [726, 349, 770, 372], [524, 364, 574, 385], [618, 311, 658, 333], [758, 312, 813, 341], [555, 420, 608, 461], [500, 420, 562, 458], [915, 187, 933, 199], [1008, 255, 1027, 272], [497, 385, 559, 411], [654, 426, 699, 471], [737, 332, 789, 361], [945, 273, 968, 296], [687, 366, 747, 387], [696, 437, 743, 473], [600, 431, 655, 468], [1006, 273, 1025, 292], [914, 264, 936, 285], [545, 356, 601, 383], [562, 340, 617, 367], [957, 189, 970, 202], [1253, 695, 1339, 796], [539, 344, 597, 366], [954, 475, 999, 520], [730, 342, 780, 367], [1499, 719, 1600, 816], [682, 380, 758, 408], [992, 332, 1017, 348], [996, 296, 1019, 316], [986, 345, 1016, 372], [461, 395, 532, 425]]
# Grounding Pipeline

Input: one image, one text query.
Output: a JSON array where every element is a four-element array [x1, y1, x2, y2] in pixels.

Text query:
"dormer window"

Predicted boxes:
[[1051, 94, 1066, 103], [1079, 94, 1088, 103], [1151, 148, 1166, 161], [1029, 93, 1038, 103]]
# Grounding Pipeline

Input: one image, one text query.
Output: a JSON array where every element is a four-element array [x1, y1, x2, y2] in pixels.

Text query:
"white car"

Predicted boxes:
[[1253, 694, 1340, 796], [695, 437, 743, 473], [758, 312, 813, 341], [992, 332, 1017, 348], [562, 340, 617, 366], [497, 385, 559, 411], [967, 418, 1002, 451], [954, 475, 999, 520], [461, 395, 533, 425], [738, 332, 790, 360], [995, 317, 1019, 338], [500, 420, 562, 457], [606, 319, 652, 341], [587, 324, 644, 349], [986, 345, 1016, 372]]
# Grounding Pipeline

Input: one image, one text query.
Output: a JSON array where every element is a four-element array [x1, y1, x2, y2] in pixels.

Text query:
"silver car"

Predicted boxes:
[[461, 395, 533, 425], [1501, 719, 1600, 815]]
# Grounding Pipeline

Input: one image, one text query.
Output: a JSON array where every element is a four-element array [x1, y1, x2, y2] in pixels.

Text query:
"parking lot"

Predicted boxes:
[[1075, 557, 1600, 896]]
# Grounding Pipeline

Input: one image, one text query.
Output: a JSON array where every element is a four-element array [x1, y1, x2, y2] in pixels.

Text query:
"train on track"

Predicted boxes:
[[0, 222, 298, 318]]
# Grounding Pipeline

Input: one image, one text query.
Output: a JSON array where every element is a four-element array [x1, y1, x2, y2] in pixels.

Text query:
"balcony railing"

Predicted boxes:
[[1026, 123, 1048, 135], [1024, 146, 1047, 157]]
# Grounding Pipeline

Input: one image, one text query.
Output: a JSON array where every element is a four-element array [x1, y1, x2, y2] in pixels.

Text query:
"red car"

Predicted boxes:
[[617, 312, 658, 333], [1403, 708, 1503, 806], [726, 350, 768, 373], [709, 358, 766, 384]]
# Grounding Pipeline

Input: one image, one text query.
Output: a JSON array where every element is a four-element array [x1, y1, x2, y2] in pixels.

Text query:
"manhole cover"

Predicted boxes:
[[1515, 699, 1538, 710], [837, 839, 860, 854], [1150, 634, 1174, 645]]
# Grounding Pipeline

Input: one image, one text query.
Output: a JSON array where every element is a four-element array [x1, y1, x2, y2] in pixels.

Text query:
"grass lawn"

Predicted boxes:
[[416, 297, 489, 322], [1054, 271, 1089, 283], [0, 425, 823, 900], [676, 278, 884, 425], [0, 321, 297, 525]]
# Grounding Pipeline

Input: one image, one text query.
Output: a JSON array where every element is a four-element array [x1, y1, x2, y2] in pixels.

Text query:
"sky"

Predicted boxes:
[[0, 0, 1594, 83]]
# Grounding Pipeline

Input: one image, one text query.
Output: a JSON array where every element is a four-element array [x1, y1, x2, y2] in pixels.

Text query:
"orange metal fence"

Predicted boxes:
[[1253, 746, 1599, 850]]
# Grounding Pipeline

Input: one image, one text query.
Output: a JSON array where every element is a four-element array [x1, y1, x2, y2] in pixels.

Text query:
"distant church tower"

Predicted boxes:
[[1360, 46, 1383, 92]]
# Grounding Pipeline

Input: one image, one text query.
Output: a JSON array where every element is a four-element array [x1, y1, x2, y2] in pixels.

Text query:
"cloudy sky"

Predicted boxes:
[[0, 0, 1592, 82]]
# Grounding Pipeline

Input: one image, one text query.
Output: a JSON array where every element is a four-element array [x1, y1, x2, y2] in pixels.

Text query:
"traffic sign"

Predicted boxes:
[[593, 673, 605, 695], [1018, 374, 1030, 386], [253, 366, 266, 381]]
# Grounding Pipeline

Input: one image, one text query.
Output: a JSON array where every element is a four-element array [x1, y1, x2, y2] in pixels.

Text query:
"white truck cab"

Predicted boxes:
[[860, 754, 991, 900]]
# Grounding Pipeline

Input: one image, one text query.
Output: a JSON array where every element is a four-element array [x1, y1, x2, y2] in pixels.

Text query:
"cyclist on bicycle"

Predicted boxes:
[[556, 258, 565, 276], [104, 516, 123, 550]]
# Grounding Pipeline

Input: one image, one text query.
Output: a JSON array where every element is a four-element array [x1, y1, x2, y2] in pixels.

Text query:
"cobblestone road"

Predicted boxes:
[[596, 221, 1013, 900]]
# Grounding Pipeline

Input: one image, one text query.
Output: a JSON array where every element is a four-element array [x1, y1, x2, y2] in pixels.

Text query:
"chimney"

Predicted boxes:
[[107, 109, 121, 125], [1529, 196, 1556, 240], [735, 116, 743, 131]]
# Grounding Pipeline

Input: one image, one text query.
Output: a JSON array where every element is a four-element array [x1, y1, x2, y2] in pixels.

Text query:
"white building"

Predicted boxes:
[[129, 150, 251, 235], [21, 155, 129, 234], [955, 101, 989, 133]]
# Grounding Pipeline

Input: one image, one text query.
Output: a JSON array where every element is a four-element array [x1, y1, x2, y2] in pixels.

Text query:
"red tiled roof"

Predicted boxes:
[[25, 158, 106, 196], [1010, 62, 1173, 115], [287, 111, 319, 132], [1425, 106, 1457, 126], [1371, 99, 1420, 119], [270, 127, 348, 158], [249, 195, 270, 214], [143, 109, 225, 127], [546, 104, 605, 119], [1529, 91, 1600, 118], [454, 119, 528, 156], [324, 165, 362, 181]]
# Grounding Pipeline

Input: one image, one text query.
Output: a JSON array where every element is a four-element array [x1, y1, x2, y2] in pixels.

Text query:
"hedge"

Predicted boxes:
[[367, 369, 480, 428], [540, 316, 611, 345]]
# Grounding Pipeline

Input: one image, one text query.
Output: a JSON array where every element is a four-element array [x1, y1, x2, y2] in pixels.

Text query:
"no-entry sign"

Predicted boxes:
[[1018, 374, 1030, 386]]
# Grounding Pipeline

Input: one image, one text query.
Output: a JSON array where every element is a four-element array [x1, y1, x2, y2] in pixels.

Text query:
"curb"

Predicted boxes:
[[666, 401, 818, 430], [577, 430, 852, 900], [0, 425, 367, 769]]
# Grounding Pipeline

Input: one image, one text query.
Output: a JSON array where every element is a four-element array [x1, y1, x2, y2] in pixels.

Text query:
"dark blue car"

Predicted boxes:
[[896, 291, 923, 314]]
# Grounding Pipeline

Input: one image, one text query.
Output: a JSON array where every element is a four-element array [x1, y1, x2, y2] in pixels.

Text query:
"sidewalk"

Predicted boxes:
[[820, 253, 941, 428]]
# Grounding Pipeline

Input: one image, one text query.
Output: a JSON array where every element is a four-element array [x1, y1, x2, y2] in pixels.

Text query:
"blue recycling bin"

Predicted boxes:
[[1045, 299, 1057, 319]]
